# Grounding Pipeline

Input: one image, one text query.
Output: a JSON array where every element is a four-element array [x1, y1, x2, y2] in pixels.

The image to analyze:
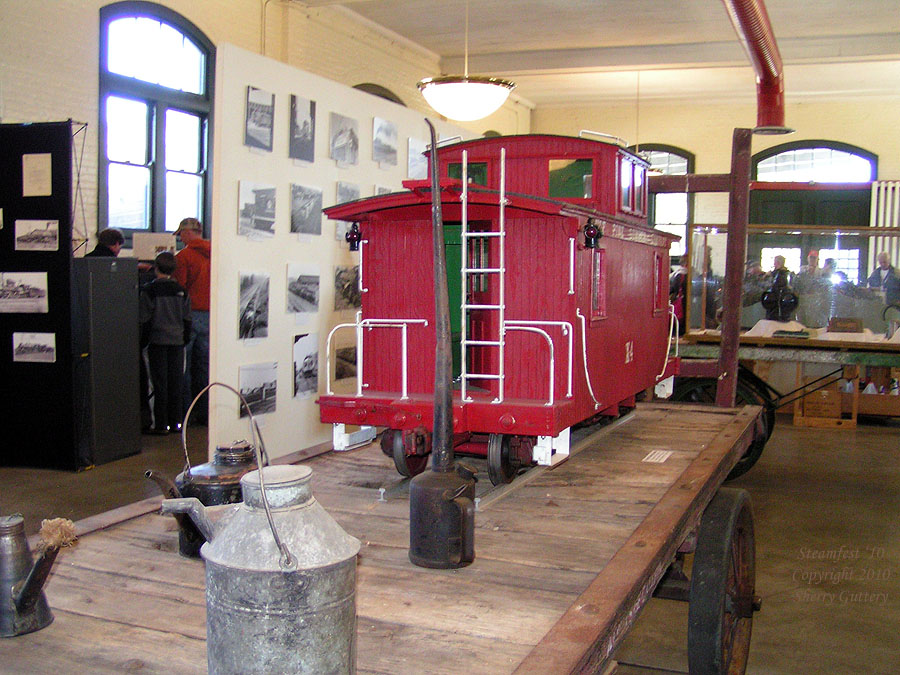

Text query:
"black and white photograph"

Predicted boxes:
[[373, 117, 398, 166], [0, 272, 49, 313], [292, 333, 318, 398], [290, 184, 322, 236], [408, 137, 428, 179], [334, 345, 357, 381], [244, 86, 274, 151], [238, 181, 276, 238], [289, 94, 316, 162], [336, 181, 360, 204], [238, 272, 269, 340], [286, 263, 319, 317], [238, 361, 277, 418], [15, 219, 59, 252], [334, 265, 361, 311], [12, 332, 56, 363], [329, 112, 359, 165]]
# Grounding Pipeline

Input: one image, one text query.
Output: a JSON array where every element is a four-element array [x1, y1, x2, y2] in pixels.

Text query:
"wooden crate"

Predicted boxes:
[[793, 364, 858, 428]]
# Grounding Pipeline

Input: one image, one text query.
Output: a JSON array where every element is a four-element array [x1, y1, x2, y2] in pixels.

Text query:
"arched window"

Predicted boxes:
[[353, 83, 405, 106], [632, 144, 695, 258], [752, 140, 877, 182], [99, 2, 214, 235]]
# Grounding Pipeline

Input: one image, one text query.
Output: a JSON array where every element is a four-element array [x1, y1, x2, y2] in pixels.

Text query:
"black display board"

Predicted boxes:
[[1, 121, 140, 469]]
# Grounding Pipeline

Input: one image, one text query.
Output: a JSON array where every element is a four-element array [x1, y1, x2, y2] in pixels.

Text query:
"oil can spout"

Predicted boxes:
[[145, 470, 182, 499], [9, 518, 76, 618], [161, 497, 216, 543]]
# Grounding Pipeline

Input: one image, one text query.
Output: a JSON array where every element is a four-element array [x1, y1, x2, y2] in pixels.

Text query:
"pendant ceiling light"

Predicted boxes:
[[417, 2, 515, 122]]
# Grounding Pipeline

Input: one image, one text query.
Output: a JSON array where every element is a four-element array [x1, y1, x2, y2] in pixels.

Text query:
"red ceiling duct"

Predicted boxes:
[[721, 0, 788, 131]]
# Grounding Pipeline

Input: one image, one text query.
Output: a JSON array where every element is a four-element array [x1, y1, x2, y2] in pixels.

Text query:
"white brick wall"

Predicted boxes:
[[0, 0, 527, 249]]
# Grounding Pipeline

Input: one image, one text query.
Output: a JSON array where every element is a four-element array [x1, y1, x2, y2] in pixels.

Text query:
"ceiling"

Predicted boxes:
[[304, 0, 900, 107]]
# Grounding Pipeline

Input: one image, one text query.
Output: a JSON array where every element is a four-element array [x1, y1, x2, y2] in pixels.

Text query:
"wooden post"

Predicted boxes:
[[716, 128, 753, 407]]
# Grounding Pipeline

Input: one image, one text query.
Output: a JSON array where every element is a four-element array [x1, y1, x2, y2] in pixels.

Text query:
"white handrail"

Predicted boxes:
[[576, 308, 601, 409], [504, 319, 573, 398], [325, 315, 428, 398], [568, 237, 576, 295], [504, 325, 555, 406], [656, 303, 679, 381], [358, 239, 369, 294]]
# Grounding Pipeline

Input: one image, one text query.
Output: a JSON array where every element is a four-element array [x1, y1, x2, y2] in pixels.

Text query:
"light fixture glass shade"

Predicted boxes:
[[417, 76, 516, 122]]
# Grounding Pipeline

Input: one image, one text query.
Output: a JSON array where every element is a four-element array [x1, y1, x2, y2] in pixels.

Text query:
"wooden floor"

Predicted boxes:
[[4, 403, 759, 674]]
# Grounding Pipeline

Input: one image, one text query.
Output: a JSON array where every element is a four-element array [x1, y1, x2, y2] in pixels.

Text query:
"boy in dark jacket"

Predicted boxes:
[[140, 251, 192, 434]]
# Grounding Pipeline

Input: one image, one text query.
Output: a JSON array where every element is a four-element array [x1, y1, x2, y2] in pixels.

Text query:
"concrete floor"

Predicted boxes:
[[614, 416, 900, 674], [2, 415, 897, 672]]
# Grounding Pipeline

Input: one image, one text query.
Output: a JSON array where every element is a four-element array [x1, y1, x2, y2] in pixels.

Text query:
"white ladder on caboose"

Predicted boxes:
[[459, 147, 507, 404]]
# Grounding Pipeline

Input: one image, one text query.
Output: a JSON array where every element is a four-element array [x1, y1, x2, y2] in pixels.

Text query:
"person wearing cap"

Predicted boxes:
[[173, 217, 211, 424]]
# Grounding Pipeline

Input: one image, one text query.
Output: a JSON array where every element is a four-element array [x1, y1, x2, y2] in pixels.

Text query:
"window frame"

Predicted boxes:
[[751, 139, 878, 182], [618, 152, 648, 217], [99, 1, 215, 238], [590, 247, 608, 322]]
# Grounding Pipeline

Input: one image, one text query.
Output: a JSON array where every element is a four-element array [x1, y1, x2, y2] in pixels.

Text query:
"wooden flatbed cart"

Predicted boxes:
[[6, 403, 762, 674]]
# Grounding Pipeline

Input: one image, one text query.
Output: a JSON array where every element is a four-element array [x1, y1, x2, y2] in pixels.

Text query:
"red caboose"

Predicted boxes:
[[320, 134, 678, 484]]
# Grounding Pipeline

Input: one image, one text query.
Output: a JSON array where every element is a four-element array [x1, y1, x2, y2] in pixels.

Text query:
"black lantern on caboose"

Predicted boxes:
[[583, 218, 601, 249], [345, 222, 362, 251]]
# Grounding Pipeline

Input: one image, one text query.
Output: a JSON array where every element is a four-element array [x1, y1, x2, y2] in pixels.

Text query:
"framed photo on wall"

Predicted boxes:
[[292, 332, 319, 399], [329, 113, 359, 165], [239, 361, 277, 417], [290, 184, 322, 236], [238, 272, 270, 339], [244, 86, 274, 151], [289, 94, 316, 162], [373, 117, 398, 166]]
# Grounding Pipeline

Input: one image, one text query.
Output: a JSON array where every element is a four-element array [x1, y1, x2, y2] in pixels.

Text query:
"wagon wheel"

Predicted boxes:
[[671, 378, 771, 480], [487, 433, 519, 486], [382, 429, 429, 478], [688, 487, 758, 675]]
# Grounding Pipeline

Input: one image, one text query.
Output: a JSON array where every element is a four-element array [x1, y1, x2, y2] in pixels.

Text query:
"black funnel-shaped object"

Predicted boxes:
[[408, 119, 476, 569]]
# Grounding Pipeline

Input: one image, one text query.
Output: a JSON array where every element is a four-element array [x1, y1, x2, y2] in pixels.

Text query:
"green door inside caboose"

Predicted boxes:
[[444, 224, 463, 379]]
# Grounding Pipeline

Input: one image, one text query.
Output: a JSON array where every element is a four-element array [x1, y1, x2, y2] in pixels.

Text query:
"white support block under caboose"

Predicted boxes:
[[534, 427, 571, 466], [332, 423, 376, 451]]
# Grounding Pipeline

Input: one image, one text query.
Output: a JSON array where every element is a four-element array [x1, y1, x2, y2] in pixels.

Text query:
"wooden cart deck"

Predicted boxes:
[[3, 402, 759, 674]]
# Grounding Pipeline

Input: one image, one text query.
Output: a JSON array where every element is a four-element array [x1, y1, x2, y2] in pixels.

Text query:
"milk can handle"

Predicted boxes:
[[180, 382, 271, 476], [181, 381, 296, 570]]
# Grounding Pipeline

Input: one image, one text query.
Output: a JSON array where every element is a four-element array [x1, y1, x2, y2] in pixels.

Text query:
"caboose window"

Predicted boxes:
[[549, 159, 593, 199], [654, 251, 668, 314], [591, 248, 607, 320], [448, 162, 488, 186], [620, 157, 633, 211], [635, 165, 646, 213]]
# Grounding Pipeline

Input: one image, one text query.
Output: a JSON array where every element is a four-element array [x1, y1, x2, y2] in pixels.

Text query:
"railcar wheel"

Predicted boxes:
[[390, 430, 429, 478], [688, 487, 758, 675], [487, 434, 519, 486], [671, 378, 771, 480]]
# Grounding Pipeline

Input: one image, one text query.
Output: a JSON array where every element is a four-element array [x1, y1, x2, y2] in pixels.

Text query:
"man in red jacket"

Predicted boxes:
[[174, 217, 211, 424]]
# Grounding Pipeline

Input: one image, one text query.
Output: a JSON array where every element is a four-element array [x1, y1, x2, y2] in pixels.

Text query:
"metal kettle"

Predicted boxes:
[[146, 439, 259, 557], [1, 516, 75, 637], [162, 465, 361, 674]]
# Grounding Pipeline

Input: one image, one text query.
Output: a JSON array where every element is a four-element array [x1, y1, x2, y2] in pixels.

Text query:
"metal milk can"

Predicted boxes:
[[162, 465, 360, 674], [146, 440, 258, 557]]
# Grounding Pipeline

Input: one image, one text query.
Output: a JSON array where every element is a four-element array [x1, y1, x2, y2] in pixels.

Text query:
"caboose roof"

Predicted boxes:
[[430, 133, 647, 165], [323, 179, 678, 244]]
